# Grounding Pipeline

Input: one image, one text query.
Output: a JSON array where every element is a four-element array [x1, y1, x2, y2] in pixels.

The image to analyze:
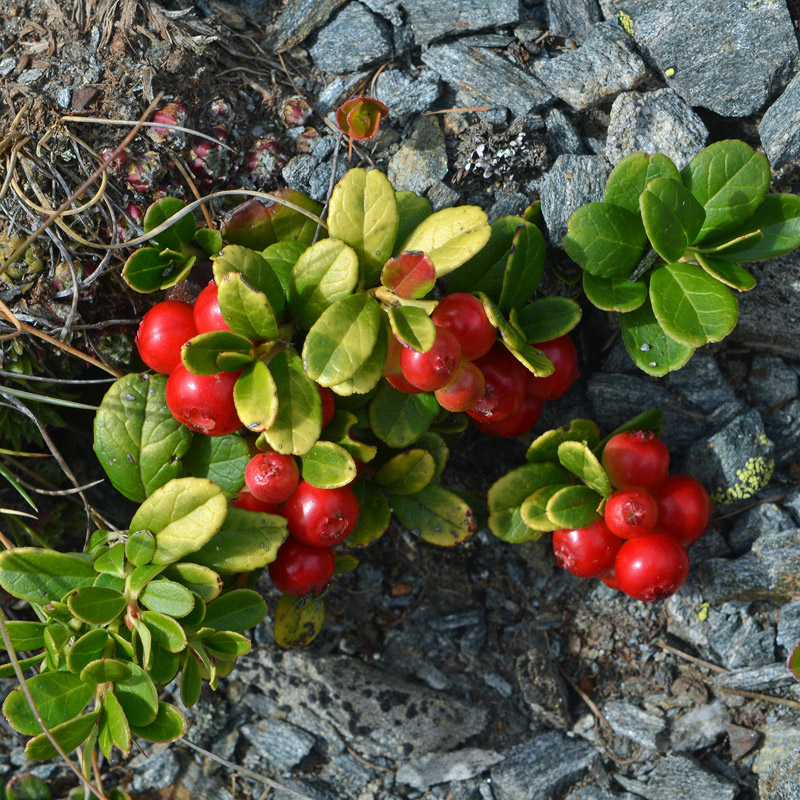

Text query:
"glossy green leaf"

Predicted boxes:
[[498, 222, 545, 312], [1, 621, 45, 652], [620, 297, 695, 376], [595, 408, 664, 456], [527, 419, 601, 463], [93, 373, 192, 503], [3, 672, 95, 735], [94, 573, 125, 592], [288, 238, 359, 329], [520, 484, 572, 533], [344, 481, 391, 548], [301, 441, 357, 488], [274, 594, 325, 648], [148, 643, 183, 684], [303, 294, 381, 387], [181, 331, 252, 376], [391, 486, 476, 546], [582, 272, 647, 312], [513, 298, 582, 343], [263, 240, 307, 288], [43, 624, 69, 671], [182, 432, 250, 495], [640, 177, 706, 263], [233, 360, 278, 434], [203, 631, 251, 658], [329, 312, 388, 398], [122, 247, 190, 293], [25, 713, 99, 761], [0, 549, 94, 605], [163, 564, 221, 603], [261, 349, 322, 455], [557, 441, 612, 497], [68, 586, 126, 625], [142, 610, 187, 653], [413, 432, 449, 484], [386, 304, 435, 353], [545, 485, 603, 528], [393, 191, 431, 256], [104, 690, 131, 756], [127, 564, 165, 597], [381, 251, 435, 299], [180, 650, 202, 707], [203, 589, 267, 632], [0, 653, 44, 679], [131, 477, 228, 566], [139, 579, 195, 618], [221, 192, 321, 249], [4, 773, 52, 800], [604, 152, 681, 217], [334, 554, 359, 573], [115, 663, 159, 727], [212, 245, 285, 315], [694, 252, 756, 291], [79, 658, 132, 685], [650, 263, 738, 346], [368, 382, 439, 448], [788, 642, 800, 681], [195, 227, 223, 257], [563, 203, 648, 279], [192, 507, 287, 573], [125, 531, 156, 567], [321, 410, 378, 463], [93, 542, 125, 577], [129, 701, 186, 743], [144, 198, 196, 251], [217, 272, 279, 340], [375, 449, 435, 494], [66, 629, 110, 674]]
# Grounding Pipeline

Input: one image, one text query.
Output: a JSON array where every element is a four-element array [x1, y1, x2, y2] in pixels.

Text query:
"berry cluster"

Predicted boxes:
[[383, 292, 579, 438], [552, 430, 712, 601]]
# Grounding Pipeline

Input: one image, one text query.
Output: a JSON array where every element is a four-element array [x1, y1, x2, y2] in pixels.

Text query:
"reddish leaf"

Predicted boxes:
[[336, 97, 389, 141], [381, 251, 436, 299]]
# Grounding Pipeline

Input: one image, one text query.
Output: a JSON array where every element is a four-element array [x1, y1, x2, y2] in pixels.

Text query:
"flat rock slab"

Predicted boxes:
[[753, 723, 800, 775], [387, 115, 447, 195], [627, 0, 800, 117], [395, 748, 504, 790], [760, 71, 800, 169], [602, 700, 668, 751], [614, 754, 737, 800], [403, 0, 519, 45], [421, 42, 553, 117], [375, 68, 440, 116], [759, 749, 800, 799], [546, 0, 602, 44], [264, 0, 347, 52], [534, 22, 648, 110]]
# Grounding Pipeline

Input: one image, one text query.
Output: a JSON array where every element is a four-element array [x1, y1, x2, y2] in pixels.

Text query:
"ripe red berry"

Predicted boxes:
[[527, 335, 579, 401], [599, 568, 620, 591], [136, 300, 197, 374], [268, 538, 336, 596], [245, 451, 300, 505], [652, 474, 712, 547], [614, 534, 689, 601], [604, 487, 659, 539], [318, 385, 336, 428], [232, 491, 283, 515], [194, 281, 232, 334], [601, 430, 670, 492], [386, 371, 425, 394], [435, 361, 485, 412], [431, 293, 496, 361], [470, 380, 543, 437], [165, 366, 242, 436], [284, 481, 360, 548], [467, 343, 528, 423], [400, 327, 462, 391], [552, 519, 624, 578]]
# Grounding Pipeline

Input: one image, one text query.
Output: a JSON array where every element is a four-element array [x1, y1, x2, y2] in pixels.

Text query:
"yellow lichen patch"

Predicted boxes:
[[709, 456, 775, 504], [618, 11, 635, 36], [665, 67, 676, 78]]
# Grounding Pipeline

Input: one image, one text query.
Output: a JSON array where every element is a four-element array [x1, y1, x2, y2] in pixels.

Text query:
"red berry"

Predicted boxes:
[[470, 380, 543, 437], [136, 300, 197, 374], [431, 293, 496, 361], [400, 327, 462, 391], [383, 330, 404, 377], [599, 568, 620, 591], [165, 366, 241, 436], [435, 361, 485, 412], [194, 281, 232, 333], [604, 487, 659, 539], [386, 371, 425, 394], [552, 520, 624, 578], [284, 481, 359, 548], [614, 534, 689, 601], [318, 385, 336, 428], [467, 343, 528, 423], [245, 451, 300, 505], [527, 335, 579, 401], [652, 474, 712, 547], [232, 491, 283, 515], [268, 538, 335, 596], [601, 430, 670, 491]]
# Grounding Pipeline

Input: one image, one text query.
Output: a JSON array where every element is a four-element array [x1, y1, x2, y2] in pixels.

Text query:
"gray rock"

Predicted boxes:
[[777, 598, 800, 658], [627, 0, 800, 117], [605, 89, 708, 169], [754, 723, 800, 775], [749, 355, 799, 411], [695, 553, 770, 603], [546, 108, 586, 157], [264, 0, 347, 52], [403, 0, 519, 45], [516, 640, 571, 729], [540, 155, 609, 245], [715, 663, 794, 693], [602, 700, 668, 751], [729, 502, 793, 556], [663, 355, 735, 415], [0, 57, 15, 77], [309, 158, 348, 202], [483, 672, 513, 697], [613, 754, 736, 800], [760, 71, 800, 169], [396, 749, 504, 790], [387, 115, 447, 196], [282, 154, 317, 192], [241, 720, 316, 770], [670, 701, 728, 752], [546, 0, 602, 44], [488, 192, 530, 221], [428, 610, 484, 631], [566, 790, 640, 800], [375, 69, 440, 117], [309, 3, 393, 74], [534, 22, 648, 111], [490, 733, 598, 800], [315, 71, 369, 114], [760, 749, 800, 799], [458, 34, 516, 49], [421, 42, 553, 117], [764, 399, 800, 467], [787, 489, 800, 525], [427, 181, 461, 212], [728, 723, 761, 761], [684, 409, 775, 506], [750, 527, 800, 599], [131, 749, 180, 793]]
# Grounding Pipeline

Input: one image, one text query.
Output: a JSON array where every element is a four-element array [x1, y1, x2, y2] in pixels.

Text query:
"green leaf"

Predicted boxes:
[[391, 486, 476, 546], [122, 247, 190, 293], [287, 239, 359, 329], [261, 349, 322, 455], [131, 477, 228, 566], [498, 222, 545, 313], [328, 168, 399, 285], [400, 206, 491, 277], [93, 542, 126, 576], [649, 263, 738, 346], [195, 227, 223, 257], [620, 297, 695, 376], [604, 152, 681, 217], [375, 449, 435, 494], [94, 573, 125, 592], [43, 624, 70, 671], [301, 441, 357, 488], [329, 312, 388, 398], [142, 610, 187, 653], [594, 408, 664, 456], [115, 663, 159, 727], [344, 481, 391, 547], [163, 564, 221, 603], [368, 382, 440, 448], [381, 251, 436, 299], [66, 629, 110, 674], [212, 245, 285, 315], [393, 191, 431, 256], [263, 240, 307, 289], [203, 631, 251, 658], [513, 298, 582, 343], [413, 432, 449, 483], [527, 419, 601, 463], [788, 642, 800, 681], [144, 198, 196, 251], [0, 621, 45, 652], [563, 203, 648, 279], [0, 653, 45, 679], [139, 579, 195, 618], [182, 433, 250, 494], [127, 564, 165, 597], [68, 586, 126, 625], [126, 531, 156, 567], [217, 272, 279, 340], [557, 441, 612, 497], [222, 192, 321, 249], [233, 360, 278, 434], [150, 643, 185, 685], [319, 410, 377, 463], [4, 773, 52, 800], [273, 594, 325, 648], [192, 507, 287, 573], [519, 484, 571, 533], [545, 485, 603, 528], [3, 672, 95, 735], [79, 658, 133, 685], [93, 373, 193, 503], [180, 651, 202, 707], [487, 463, 571, 544], [104, 690, 131, 756], [129, 701, 186, 743], [386, 305, 435, 352], [0, 549, 95, 605], [25, 713, 99, 761], [582, 272, 647, 312], [640, 177, 706, 263], [203, 589, 267, 632], [303, 294, 381, 387], [694, 252, 756, 291], [181, 331, 252, 376]]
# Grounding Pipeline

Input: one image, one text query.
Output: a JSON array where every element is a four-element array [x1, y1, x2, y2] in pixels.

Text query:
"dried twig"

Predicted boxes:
[[655, 640, 727, 674]]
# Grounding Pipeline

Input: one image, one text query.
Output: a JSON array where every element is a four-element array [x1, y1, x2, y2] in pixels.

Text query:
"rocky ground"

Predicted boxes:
[[2, 0, 800, 799]]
